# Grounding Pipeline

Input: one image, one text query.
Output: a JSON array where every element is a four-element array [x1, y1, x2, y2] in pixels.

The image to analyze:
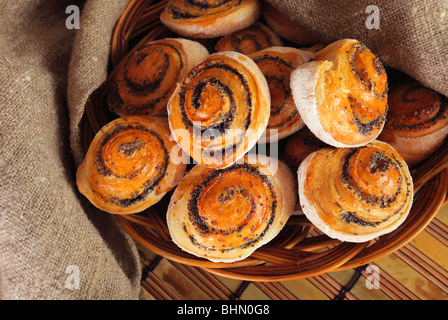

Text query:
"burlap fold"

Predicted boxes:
[[266, 0, 448, 98], [0, 0, 140, 300]]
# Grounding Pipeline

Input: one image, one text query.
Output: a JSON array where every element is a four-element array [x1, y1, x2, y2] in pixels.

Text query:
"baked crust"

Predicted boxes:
[[167, 154, 296, 262], [379, 81, 448, 167], [167, 51, 270, 169], [214, 21, 283, 55], [291, 39, 388, 147], [284, 128, 332, 167], [248, 46, 314, 143], [76, 116, 187, 214], [262, 1, 321, 46], [160, 0, 261, 39], [108, 38, 209, 116], [298, 140, 413, 243]]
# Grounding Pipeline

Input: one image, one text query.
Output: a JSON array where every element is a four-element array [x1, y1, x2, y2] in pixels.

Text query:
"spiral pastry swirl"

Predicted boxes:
[[248, 47, 314, 142], [167, 51, 270, 169], [379, 81, 448, 167], [160, 0, 261, 38], [291, 39, 388, 148], [284, 128, 331, 167], [76, 116, 187, 214], [108, 38, 209, 117], [214, 22, 283, 55], [298, 140, 413, 243], [167, 154, 296, 262]]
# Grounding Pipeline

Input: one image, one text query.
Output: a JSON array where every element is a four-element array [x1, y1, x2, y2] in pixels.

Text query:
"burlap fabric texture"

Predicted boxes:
[[0, 0, 446, 299], [0, 0, 140, 300], [268, 0, 448, 98]]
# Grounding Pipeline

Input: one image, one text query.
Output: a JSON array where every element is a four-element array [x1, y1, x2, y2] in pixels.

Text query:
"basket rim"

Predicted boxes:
[[82, 0, 448, 282], [116, 167, 448, 281]]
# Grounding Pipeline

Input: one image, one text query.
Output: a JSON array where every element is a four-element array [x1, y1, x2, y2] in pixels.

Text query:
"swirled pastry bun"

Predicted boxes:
[[108, 38, 209, 117], [379, 81, 448, 167], [167, 154, 296, 263], [76, 116, 187, 214], [214, 22, 283, 55], [167, 51, 270, 169], [262, 2, 321, 46], [290, 39, 388, 148], [284, 128, 331, 167], [298, 140, 413, 243], [160, 0, 261, 39], [248, 47, 314, 142]]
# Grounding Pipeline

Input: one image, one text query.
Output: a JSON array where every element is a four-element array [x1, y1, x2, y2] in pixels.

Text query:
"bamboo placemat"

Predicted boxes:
[[136, 204, 448, 300]]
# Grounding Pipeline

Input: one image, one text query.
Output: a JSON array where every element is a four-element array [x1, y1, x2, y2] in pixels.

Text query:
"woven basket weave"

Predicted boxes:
[[81, 0, 448, 282]]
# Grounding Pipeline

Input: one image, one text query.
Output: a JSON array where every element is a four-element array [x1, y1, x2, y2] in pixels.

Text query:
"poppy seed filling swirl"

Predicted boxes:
[[178, 61, 252, 134], [94, 124, 169, 208], [339, 146, 412, 226], [184, 163, 278, 252], [169, 0, 243, 19]]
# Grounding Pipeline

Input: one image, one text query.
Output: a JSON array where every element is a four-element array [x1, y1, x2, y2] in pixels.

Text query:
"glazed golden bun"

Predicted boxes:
[[248, 46, 314, 142], [284, 128, 331, 167], [297, 140, 413, 243], [167, 154, 296, 262], [379, 80, 448, 167], [262, 1, 321, 46], [214, 21, 283, 55], [76, 116, 187, 214], [160, 0, 261, 39], [290, 39, 388, 148], [167, 51, 271, 169], [108, 38, 209, 116]]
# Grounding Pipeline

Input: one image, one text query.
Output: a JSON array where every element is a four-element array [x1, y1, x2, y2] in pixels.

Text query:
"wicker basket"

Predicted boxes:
[[81, 0, 448, 282]]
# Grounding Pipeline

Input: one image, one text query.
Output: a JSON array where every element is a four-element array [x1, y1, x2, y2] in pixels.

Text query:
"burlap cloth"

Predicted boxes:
[[0, 0, 446, 299]]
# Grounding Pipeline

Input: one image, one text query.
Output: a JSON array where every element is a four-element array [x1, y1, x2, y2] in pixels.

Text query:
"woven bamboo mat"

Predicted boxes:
[[137, 205, 448, 300]]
